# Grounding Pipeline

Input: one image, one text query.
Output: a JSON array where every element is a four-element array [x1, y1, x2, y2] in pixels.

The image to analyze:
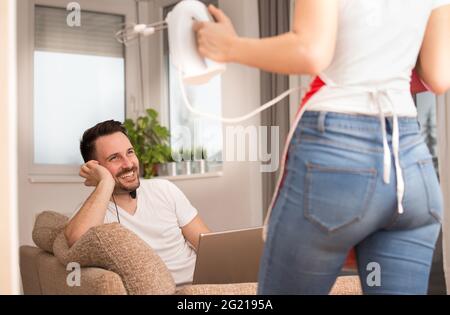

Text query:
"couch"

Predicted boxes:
[[19, 211, 362, 295]]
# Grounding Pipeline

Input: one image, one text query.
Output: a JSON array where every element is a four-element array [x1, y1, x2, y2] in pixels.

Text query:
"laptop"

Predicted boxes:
[[192, 226, 265, 285]]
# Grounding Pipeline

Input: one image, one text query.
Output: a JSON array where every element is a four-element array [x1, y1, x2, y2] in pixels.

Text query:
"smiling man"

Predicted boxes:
[[64, 120, 210, 286]]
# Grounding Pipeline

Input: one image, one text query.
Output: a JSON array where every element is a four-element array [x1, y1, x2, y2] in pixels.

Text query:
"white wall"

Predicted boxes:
[[18, 0, 263, 246], [0, 0, 20, 294]]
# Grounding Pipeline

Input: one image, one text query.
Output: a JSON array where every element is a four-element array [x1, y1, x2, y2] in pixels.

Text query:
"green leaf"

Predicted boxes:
[[147, 108, 158, 120]]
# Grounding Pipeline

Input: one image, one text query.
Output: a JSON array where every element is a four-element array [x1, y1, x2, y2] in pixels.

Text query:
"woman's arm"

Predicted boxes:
[[417, 5, 450, 95], [194, 0, 338, 75]]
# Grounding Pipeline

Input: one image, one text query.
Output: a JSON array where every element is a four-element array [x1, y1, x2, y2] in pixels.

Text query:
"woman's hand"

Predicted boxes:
[[193, 5, 238, 63], [79, 160, 114, 187]]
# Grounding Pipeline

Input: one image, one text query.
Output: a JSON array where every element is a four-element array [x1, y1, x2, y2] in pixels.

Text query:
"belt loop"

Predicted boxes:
[[318, 111, 327, 133]]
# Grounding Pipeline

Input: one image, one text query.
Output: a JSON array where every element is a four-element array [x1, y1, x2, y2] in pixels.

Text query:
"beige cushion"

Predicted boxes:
[[176, 277, 362, 295], [176, 283, 257, 295], [330, 276, 362, 295], [53, 223, 176, 295], [32, 211, 68, 254]]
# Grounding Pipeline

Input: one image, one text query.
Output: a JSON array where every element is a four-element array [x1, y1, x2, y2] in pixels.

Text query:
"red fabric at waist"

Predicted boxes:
[[299, 76, 326, 111]]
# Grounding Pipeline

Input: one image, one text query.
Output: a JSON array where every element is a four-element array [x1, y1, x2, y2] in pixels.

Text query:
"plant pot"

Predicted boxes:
[[177, 161, 192, 176], [141, 163, 156, 179], [138, 164, 145, 178], [191, 159, 208, 174], [156, 162, 177, 177]]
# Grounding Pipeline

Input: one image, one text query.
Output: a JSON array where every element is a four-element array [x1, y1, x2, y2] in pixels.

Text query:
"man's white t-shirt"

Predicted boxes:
[[307, 0, 450, 117], [75, 179, 198, 286]]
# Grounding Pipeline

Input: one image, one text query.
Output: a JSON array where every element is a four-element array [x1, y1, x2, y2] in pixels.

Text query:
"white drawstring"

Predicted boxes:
[[391, 107, 405, 214], [370, 89, 405, 214], [372, 91, 392, 185]]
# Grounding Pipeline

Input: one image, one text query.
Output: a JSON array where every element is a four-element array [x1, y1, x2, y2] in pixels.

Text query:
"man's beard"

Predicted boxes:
[[113, 166, 140, 195]]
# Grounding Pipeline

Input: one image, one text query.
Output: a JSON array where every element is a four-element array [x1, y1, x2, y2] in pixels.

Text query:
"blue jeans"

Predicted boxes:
[[258, 111, 443, 295]]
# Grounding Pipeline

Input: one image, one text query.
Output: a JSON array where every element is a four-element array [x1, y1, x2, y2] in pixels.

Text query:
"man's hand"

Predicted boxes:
[[79, 160, 114, 187], [67, 161, 115, 247]]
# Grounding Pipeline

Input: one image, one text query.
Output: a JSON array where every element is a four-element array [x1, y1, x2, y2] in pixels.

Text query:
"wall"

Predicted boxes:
[[0, 0, 20, 294], [17, 0, 263, 246]]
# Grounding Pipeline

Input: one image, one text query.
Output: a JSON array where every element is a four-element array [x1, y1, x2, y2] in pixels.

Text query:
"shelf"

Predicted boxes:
[[28, 171, 224, 183], [156, 171, 223, 182], [28, 175, 84, 183]]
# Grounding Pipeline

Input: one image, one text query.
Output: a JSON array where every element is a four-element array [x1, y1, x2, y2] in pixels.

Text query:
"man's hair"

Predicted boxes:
[[80, 120, 128, 162]]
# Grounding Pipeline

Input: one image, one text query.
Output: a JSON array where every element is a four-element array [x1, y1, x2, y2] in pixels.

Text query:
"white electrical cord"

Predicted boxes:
[[178, 71, 302, 123]]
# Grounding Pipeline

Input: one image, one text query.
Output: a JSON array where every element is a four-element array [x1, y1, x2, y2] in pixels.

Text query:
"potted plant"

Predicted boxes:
[[123, 109, 172, 179], [177, 147, 192, 176], [192, 146, 208, 174]]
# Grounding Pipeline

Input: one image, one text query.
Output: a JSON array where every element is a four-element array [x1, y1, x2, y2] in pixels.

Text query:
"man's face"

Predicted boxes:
[[94, 132, 140, 194]]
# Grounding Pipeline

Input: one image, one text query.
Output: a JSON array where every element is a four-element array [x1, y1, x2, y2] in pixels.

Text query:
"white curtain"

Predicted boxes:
[[437, 93, 450, 294]]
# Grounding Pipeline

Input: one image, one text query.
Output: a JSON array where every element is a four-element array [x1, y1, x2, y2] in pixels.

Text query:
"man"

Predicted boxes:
[[64, 120, 210, 286]]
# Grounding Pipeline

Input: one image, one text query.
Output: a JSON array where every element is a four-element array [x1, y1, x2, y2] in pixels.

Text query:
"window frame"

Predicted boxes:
[[18, 0, 143, 179]]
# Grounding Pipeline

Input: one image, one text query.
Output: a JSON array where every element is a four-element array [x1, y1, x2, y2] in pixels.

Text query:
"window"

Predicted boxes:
[[163, 0, 223, 163], [33, 6, 125, 165]]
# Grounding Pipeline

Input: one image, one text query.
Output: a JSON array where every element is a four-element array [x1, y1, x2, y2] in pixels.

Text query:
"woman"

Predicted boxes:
[[195, 0, 450, 294]]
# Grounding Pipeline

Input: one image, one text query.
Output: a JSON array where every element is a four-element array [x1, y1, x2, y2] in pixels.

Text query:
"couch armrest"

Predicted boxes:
[[37, 251, 127, 295], [20, 246, 44, 295], [176, 283, 257, 295]]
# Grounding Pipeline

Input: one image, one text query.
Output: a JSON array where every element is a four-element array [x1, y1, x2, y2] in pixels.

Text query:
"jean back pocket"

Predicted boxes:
[[304, 163, 377, 233]]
